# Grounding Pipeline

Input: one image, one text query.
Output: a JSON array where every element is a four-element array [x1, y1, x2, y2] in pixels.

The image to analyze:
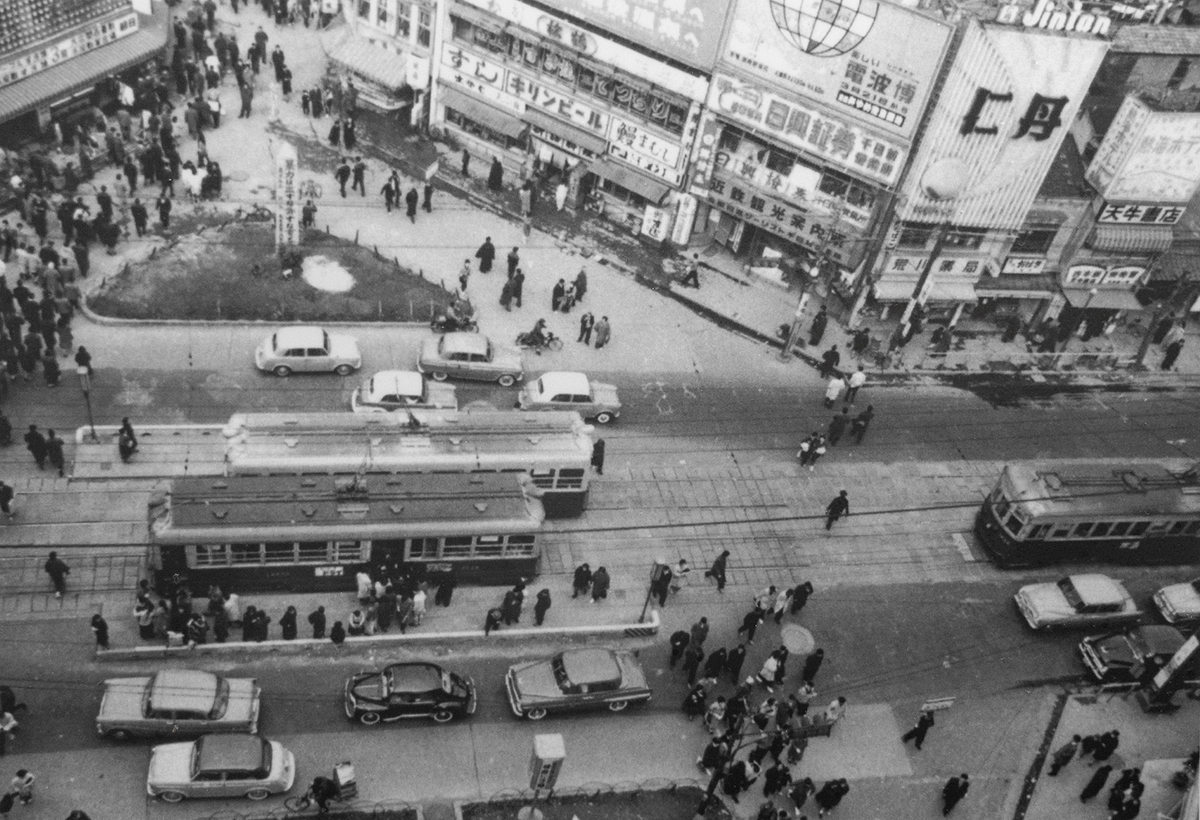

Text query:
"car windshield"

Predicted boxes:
[[1057, 578, 1084, 612], [550, 656, 572, 693], [448, 673, 470, 697], [1191, 579, 1200, 593], [440, 671, 454, 694], [270, 332, 279, 354], [209, 677, 230, 719]]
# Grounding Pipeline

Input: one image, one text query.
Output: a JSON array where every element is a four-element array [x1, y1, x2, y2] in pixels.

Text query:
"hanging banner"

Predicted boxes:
[[276, 141, 300, 249]]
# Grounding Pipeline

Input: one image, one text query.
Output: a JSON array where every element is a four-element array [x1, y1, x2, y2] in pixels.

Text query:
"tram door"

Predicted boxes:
[[370, 539, 407, 575]]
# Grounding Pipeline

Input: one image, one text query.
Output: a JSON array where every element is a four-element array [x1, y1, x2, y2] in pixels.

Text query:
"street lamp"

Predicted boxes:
[[777, 263, 821, 363], [77, 365, 99, 442]]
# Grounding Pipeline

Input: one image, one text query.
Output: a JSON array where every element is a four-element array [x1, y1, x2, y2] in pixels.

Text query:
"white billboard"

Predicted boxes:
[[1087, 95, 1200, 204]]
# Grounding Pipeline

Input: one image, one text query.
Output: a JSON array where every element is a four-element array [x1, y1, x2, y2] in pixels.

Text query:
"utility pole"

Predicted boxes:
[[777, 266, 820, 362], [899, 221, 951, 338]]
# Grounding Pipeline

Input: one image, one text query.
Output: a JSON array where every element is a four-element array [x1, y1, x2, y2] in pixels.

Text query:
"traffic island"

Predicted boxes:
[[456, 783, 733, 820]]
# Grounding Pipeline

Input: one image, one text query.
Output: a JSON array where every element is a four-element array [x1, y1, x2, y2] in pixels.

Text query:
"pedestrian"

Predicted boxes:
[[119, 427, 136, 463], [819, 344, 841, 379], [1092, 730, 1120, 763], [510, 268, 525, 308], [0, 481, 15, 521], [901, 708, 935, 750], [594, 316, 611, 349], [25, 425, 47, 469], [790, 580, 814, 614], [669, 629, 689, 667], [772, 587, 791, 624], [827, 408, 850, 445], [552, 279, 565, 312], [578, 311, 595, 344], [813, 780, 841, 818], [591, 566, 610, 602], [824, 374, 845, 409], [690, 616, 709, 648], [488, 156, 503, 190], [756, 652, 780, 691], [789, 777, 815, 813], [705, 549, 729, 591], [44, 550, 68, 597], [334, 158, 350, 197], [591, 439, 605, 475], [574, 268, 588, 301], [737, 605, 764, 645], [484, 607, 502, 636], [1048, 734, 1081, 776], [797, 432, 825, 471], [681, 642, 705, 685], [423, 182, 433, 212], [475, 236, 495, 273], [461, 148, 470, 177], [702, 647, 727, 683], [401, 186, 417, 222], [91, 613, 109, 649], [942, 774, 968, 815], [850, 405, 874, 444], [307, 605, 326, 638], [500, 588, 519, 625], [801, 647, 825, 684], [280, 605, 297, 640], [846, 366, 866, 403], [572, 562, 592, 598], [651, 564, 673, 606], [45, 430, 64, 476], [532, 588, 552, 625], [809, 305, 828, 346], [350, 156, 366, 196], [506, 247, 520, 278], [1080, 764, 1113, 802], [10, 770, 34, 805], [458, 259, 471, 293], [721, 643, 746, 685], [825, 490, 849, 530], [329, 620, 346, 644], [156, 192, 172, 229], [671, 558, 691, 594], [1162, 322, 1186, 370]]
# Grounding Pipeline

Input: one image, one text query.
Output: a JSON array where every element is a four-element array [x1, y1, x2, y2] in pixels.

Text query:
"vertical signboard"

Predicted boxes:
[[1087, 95, 1200, 204], [276, 141, 300, 249]]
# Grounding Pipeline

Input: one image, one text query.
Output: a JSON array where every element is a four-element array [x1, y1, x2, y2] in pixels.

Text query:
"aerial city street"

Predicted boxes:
[[0, 0, 1199, 818]]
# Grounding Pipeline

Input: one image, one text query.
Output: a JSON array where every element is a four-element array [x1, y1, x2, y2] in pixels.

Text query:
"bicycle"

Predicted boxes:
[[284, 787, 346, 813], [298, 179, 323, 199]]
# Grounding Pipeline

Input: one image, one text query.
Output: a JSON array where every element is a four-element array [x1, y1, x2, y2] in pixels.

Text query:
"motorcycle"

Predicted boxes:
[[515, 330, 564, 353], [430, 312, 479, 333]]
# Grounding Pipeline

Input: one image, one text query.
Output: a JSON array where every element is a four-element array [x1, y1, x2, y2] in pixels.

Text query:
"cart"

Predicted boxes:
[[334, 761, 357, 800]]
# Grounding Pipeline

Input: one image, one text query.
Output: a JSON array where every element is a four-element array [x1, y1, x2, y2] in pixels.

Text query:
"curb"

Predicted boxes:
[[95, 609, 661, 661]]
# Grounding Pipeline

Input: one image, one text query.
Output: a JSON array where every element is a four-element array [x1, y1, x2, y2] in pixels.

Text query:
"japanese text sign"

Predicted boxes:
[[1087, 95, 1200, 204]]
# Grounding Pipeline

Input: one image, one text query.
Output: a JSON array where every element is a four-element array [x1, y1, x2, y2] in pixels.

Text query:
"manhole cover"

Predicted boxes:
[[780, 624, 814, 655]]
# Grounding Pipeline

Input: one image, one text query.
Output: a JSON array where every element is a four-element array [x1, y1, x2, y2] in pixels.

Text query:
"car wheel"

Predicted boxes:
[[246, 788, 271, 801], [607, 700, 629, 712], [524, 707, 548, 721], [358, 711, 382, 726], [498, 374, 517, 387], [432, 709, 455, 724], [273, 365, 292, 377], [334, 364, 355, 376], [431, 371, 449, 382], [159, 792, 186, 804], [106, 729, 133, 741], [594, 412, 614, 425]]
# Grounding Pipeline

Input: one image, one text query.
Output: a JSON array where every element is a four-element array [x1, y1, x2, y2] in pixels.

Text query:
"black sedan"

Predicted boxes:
[[343, 662, 476, 725], [1079, 625, 1193, 684]]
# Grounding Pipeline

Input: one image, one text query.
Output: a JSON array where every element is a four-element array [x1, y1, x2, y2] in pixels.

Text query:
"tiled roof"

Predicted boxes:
[[1111, 23, 1200, 55], [325, 26, 411, 91], [0, 2, 168, 124]]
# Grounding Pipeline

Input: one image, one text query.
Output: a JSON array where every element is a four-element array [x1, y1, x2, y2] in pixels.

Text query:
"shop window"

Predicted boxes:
[[765, 147, 794, 175], [376, 0, 391, 32], [599, 178, 647, 208], [717, 127, 741, 154], [945, 228, 986, 249], [446, 11, 469, 41], [445, 108, 526, 151], [846, 182, 876, 211], [1011, 228, 1056, 254], [417, 7, 431, 47], [818, 169, 850, 199], [358, 0, 371, 19], [897, 224, 933, 248]]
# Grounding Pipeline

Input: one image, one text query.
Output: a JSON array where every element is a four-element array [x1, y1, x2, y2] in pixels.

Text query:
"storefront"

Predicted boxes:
[[326, 0, 433, 124]]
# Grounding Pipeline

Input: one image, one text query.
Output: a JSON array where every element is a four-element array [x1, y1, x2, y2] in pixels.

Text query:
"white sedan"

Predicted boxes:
[[351, 370, 458, 413], [1014, 574, 1143, 631], [147, 734, 294, 802], [1153, 578, 1200, 624], [517, 371, 621, 424], [255, 326, 361, 377]]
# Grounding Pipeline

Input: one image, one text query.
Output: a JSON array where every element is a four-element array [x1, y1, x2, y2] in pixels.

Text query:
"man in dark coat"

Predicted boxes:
[[404, 187, 419, 222], [351, 157, 366, 196], [801, 647, 825, 684], [1080, 764, 1113, 802], [902, 708, 935, 750], [942, 774, 968, 815], [790, 581, 814, 614], [725, 644, 747, 684], [487, 156, 503, 190], [704, 550, 730, 591], [590, 566, 610, 601], [475, 237, 495, 273], [334, 158, 351, 197], [668, 629, 689, 667], [825, 490, 850, 530], [851, 405, 875, 444], [571, 563, 592, 598], [511, 269, 525, 307], [809, 305, 828, 346], [819, 344, 841, 378], [827, 408, 850, 446], [590, 438, 605, 474], [533, 589, 552, 625], [24, 424, 48, 468], [736, 605, 764, 644]]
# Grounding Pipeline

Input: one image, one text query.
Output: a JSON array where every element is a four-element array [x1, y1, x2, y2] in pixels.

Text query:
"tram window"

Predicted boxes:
[[230, 543, 261, 564], [992, 496, 1011, 519], [408, 538, 437, 558], [1091, 523, 1111, 537], [194, 544, 229, 566], [1110, 522, 1131, 536], [1027, 524, 1051, 540], [1146, 522, 1169, 535], [506, 534, 536, 556], [1129, 522, 1150, 536], [297, 541, 328, 562], [1004, 514, 1023, 533], [1072, 523, 1094, 537], [556, 468, 585, 489], [333, 541, 362, 561], [530, 468, 555, 488], [263, 542, 295, 563], [1169, 521, 1189, 535], [1186, 521, 1200, 535], [442, 536, 472, 557], [474, 536, 504, 557], [1050, 523, 1072, 538]]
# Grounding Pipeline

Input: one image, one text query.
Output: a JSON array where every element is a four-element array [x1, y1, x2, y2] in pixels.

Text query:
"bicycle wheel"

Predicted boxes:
[[284, 795, 313, 811], [548, 337, 564, 351]]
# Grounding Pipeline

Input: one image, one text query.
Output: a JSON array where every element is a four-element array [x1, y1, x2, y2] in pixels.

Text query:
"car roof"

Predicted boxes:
[[537, 372, 591, 395], [1067, 574, 1126, 606], [386, 662, 443, 693], [275, 327, 325, 348], [1129, 625, 1185, 655], [369, 370, 424, 398], [196, 734, 267, 773], [150, 670, 220, 712], [441, 333, 489, 356], [560, 649, 620, 685]]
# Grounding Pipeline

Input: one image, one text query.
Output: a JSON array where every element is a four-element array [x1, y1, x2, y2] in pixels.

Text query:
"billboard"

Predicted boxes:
[[1087, 96, 1200, 204], [720, 0, 952, 143], [897, 22, 1108, 230]]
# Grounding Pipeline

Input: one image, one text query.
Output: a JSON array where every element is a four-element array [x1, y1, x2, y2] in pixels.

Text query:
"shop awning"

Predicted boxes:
[[927, 279, 979, 303], [0, 4, 169, 124], [438, 85, 527, 140], [872, 277, 918, 302], [523, 107, 607, 155], [1088, 224, 1174, 254], [1062, 286, 1144, 311], [975, 273, 1056, 299], [327, 33, 411, 92], [589, 158, 671, 205]]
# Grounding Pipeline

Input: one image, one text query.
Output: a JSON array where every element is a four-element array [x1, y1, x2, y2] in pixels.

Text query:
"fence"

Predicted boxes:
[[192, 798, 417, 820], [0, 551, 143, 593], [479, 777, 707, 807]]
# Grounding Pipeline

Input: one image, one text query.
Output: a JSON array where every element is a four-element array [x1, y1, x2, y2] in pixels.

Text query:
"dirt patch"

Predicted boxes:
[[89, 215, 453, 322], [461, 787, 732, 820]]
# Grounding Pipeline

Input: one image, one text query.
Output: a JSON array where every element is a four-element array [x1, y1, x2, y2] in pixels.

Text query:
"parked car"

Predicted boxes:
[[1153, 578, 1200, 624], [1079, 625, 1195, 684], [505, 648, 651, 720], [350, 370, 458, 413], [344, 662, 476, 725], [517, 371, 621, 424], [147, 734, 295, 802], [418, 332, 523, 386], [97, 670, 261, 741], [255, 326, 361, 377], [1014, 574, 1142, 631]]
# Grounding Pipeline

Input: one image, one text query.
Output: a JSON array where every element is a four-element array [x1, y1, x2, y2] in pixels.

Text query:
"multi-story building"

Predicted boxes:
[[0, 0, 168, 136]]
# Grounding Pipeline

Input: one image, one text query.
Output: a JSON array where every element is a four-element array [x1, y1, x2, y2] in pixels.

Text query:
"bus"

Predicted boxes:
[[222, 410, 595, 517], [976, 462, 1200, 567], [149, 472, 545, 593]]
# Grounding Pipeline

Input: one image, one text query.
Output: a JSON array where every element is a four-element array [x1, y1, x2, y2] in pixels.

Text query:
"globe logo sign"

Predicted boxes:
[[769, 0, 880, 57]]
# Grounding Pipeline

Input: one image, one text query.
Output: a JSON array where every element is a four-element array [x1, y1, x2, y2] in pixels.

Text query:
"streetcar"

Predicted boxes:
[[148, 472, 545, 592], [975, 462, 1200, 567], [222, 410, 595, 517]]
